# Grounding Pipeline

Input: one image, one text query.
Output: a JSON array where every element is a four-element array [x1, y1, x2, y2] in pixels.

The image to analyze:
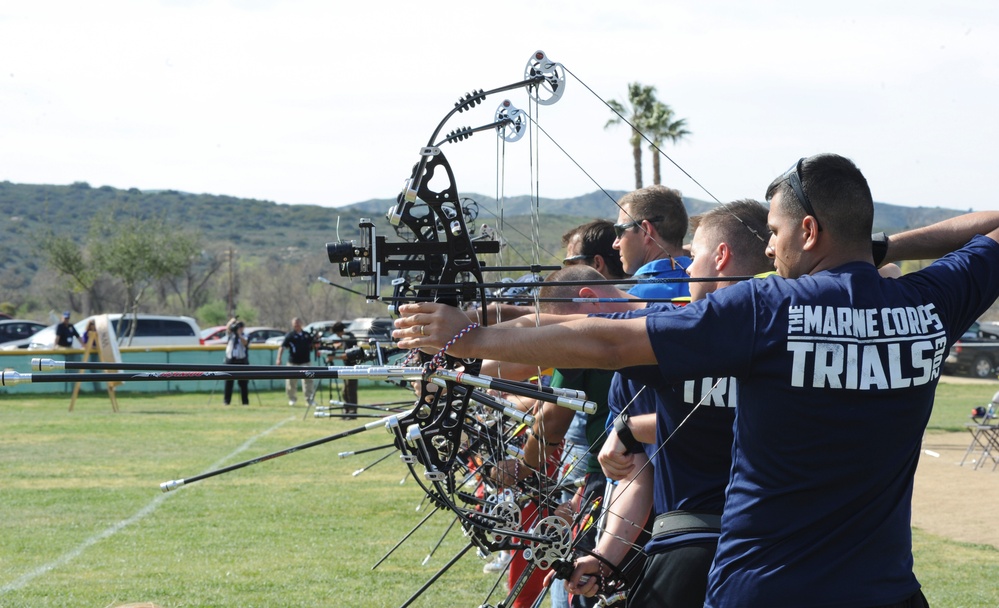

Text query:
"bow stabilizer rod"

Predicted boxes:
[[159, 411, 412, 492], [1, 366, 424, 386]]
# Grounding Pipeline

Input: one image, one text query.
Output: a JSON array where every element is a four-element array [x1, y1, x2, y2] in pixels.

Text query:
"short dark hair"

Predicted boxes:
[[691, 199, 773, 275], [538, 265, 606, 315], [619, 185, 689, 247], [561, 220, 626, 279], [765, 154, 873, 246], [332, 322, 347, 333]]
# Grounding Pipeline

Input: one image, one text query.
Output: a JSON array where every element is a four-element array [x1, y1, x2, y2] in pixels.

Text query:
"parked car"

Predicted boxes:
[[0, 319, 47, 349], [345, 317, 394, 343], [944, 321, 999, 378], [28, 314, 202, 349], [204, 326, 286, 346], [201, 325, 228, 342], [245, 327, 286, 344]]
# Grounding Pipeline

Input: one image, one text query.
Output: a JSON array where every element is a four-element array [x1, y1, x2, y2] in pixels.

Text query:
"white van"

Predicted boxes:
[[29, 314, 202, 349]]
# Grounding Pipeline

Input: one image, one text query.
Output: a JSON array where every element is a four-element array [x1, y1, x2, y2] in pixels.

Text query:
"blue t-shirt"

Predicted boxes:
[[628, 256, 692, 300], [644, 236, 999, 608]]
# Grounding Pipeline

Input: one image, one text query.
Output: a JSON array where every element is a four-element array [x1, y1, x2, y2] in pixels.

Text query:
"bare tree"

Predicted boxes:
[[158, 245, 226, 314], [42, 210, 211, 340], [39, 232, 104, 314]]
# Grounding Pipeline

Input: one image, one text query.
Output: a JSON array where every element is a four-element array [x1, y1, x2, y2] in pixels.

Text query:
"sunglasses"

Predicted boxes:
[[613, 216, 664, 239], [780, 158, 821, 231], [562, 254, 595, 266]]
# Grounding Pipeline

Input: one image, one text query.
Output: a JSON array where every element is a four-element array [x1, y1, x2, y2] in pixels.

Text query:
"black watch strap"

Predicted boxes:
[[613, 413, 643, 455], [871, 231, 890, 266]]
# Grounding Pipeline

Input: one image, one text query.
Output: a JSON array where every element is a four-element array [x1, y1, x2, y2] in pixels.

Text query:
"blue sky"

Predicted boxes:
[[2, 1, 996, 212]]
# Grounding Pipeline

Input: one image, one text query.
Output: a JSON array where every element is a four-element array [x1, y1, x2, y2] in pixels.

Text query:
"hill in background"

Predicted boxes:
[[1, 179, 964, 269], [0, 180, 970, 322]]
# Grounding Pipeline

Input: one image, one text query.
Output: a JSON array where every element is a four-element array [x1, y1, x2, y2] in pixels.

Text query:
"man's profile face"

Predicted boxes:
[[612, 206, 644, 275], [686, 227, 717, 302], [766, 193, 805, 279]]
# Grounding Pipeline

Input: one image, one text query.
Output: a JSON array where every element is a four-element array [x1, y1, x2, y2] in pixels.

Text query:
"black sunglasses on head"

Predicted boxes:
[[779, 158, 821, 231], [562, 254, 595, 266], [562, 255, 597, 266]]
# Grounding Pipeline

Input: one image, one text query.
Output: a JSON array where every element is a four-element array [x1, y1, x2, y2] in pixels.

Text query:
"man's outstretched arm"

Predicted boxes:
[[885, 211, 999, 263], [394, 302, 655, 371]]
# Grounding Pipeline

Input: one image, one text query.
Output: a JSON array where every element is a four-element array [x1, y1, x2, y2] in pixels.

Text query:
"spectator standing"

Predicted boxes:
[[276, 317, 315, 407], [223, 318, 250, 406], [54, 311, 81, 348], [81, 319, 97, 349]]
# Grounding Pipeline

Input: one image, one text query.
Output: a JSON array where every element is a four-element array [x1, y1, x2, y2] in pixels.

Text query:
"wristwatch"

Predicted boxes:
[[613, 412, 644, 455], [871, 231, 890, 266]]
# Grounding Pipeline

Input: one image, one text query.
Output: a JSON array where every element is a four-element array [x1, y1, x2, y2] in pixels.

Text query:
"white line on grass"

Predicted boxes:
[[0, 416, 297, 594]]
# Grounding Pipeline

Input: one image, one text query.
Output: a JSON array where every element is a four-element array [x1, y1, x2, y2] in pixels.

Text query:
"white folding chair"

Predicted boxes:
[[960, 391, 999, 470]]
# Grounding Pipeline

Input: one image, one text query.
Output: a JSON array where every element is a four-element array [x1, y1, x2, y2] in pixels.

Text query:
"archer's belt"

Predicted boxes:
[[651, 511, 722, 539]]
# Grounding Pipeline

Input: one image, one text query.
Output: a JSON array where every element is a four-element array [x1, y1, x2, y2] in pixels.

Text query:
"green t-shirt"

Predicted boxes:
[[551, 368, 614, 474]]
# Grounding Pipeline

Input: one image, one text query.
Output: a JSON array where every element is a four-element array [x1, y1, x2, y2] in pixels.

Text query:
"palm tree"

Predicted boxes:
[[605, 82, 658, 189], [645, 101, 691, 186]]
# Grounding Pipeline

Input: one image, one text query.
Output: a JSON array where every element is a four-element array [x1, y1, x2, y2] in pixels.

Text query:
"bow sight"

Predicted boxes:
[[326, 215, 502, 305], [325, 50, 566, 307]]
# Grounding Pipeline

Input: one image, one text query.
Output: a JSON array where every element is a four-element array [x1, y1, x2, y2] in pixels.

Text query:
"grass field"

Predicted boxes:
[[1, 379, 998, 607]]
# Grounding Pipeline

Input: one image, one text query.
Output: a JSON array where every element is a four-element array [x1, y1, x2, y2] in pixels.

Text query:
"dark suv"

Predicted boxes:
[[944, 321, 999, 378]]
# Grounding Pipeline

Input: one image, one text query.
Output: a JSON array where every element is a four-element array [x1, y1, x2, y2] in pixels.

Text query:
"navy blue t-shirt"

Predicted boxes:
[[607, 372, 736, 554], [643, 236, 999, 608], [604, 304, 737, 554]]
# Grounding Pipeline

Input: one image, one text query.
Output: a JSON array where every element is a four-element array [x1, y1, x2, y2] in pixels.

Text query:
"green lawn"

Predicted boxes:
[[1, 387, 498, 608], [926, 378, 999, 432], [1, 379, 998, 607]]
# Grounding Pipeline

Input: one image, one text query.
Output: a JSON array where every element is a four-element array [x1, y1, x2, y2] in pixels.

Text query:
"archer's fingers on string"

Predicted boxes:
[[393, 316, 414, 330], [568, 577, 597, 597], [398, 302, 438, 315]]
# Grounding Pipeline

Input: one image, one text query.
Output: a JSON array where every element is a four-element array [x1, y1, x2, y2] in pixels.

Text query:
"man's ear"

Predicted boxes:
[[641, 220, 660, 245], [715, 242, 732, 272], [591, 255, 608, 277], [801, 216, 821, 251], [578, 286, 598, 300]]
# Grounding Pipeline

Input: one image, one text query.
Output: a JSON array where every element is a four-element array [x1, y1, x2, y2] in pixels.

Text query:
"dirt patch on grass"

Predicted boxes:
[[914, 431, 999, 548]]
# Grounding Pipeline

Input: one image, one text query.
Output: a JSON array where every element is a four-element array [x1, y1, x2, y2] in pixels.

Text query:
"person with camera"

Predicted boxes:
[[276, 317, 316, 407], [54, 310, 82, 348], [329, 322, 359, 418], [223, 318, 250, 406]]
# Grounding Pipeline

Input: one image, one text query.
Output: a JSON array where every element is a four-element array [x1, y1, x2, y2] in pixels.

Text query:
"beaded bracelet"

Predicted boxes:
[[430, 322, 480, 369]]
